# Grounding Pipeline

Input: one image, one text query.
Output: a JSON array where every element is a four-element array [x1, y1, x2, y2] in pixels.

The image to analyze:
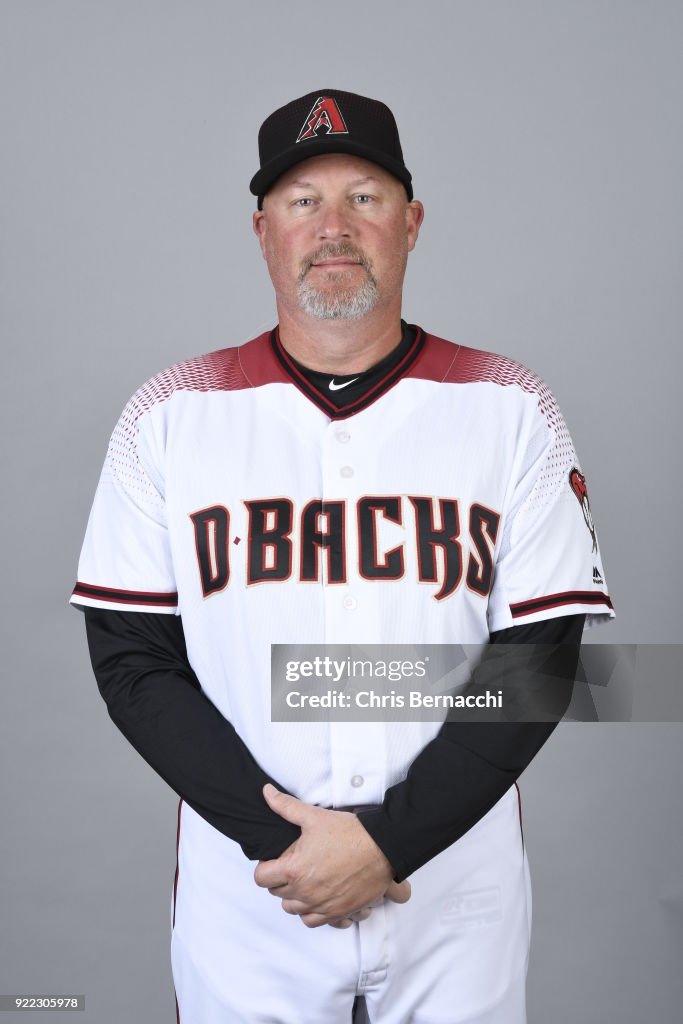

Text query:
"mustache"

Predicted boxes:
[[299, 244, 372, 281]]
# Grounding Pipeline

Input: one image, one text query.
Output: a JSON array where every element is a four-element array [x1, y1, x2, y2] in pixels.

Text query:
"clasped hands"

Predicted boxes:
[[253, 784, 410, 929]]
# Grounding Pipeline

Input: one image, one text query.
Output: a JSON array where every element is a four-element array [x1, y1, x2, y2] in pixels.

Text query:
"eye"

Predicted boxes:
[[354, 194, 374, 204], [293, 197, 314, 207]]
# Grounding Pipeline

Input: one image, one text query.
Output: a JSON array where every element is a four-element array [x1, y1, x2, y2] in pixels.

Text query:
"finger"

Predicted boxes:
[[349, 907, 372, 922], [385, 879, 411, 904], [300, 912, 329, 928], [253, 861, 290, 890], [262, 784, 312, 828], [281, 898, 316, 916], [328, 918, 354, 929]]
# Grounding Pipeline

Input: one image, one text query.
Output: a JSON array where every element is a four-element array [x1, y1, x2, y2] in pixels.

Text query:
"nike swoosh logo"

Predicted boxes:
[[329, 377, 359, 391]]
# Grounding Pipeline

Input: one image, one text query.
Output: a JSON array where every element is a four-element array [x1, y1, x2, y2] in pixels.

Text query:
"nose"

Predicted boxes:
[[317, 199, 353, 241]]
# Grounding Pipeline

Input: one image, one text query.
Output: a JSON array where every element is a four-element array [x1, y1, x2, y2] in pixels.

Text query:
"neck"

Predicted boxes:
[[275, 301, 404, 374]]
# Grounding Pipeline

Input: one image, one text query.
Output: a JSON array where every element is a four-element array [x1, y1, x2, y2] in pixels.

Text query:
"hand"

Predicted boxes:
[[327, 883, 413, 928], [254, 784, 411, 927], [327, 905, 374, 929]]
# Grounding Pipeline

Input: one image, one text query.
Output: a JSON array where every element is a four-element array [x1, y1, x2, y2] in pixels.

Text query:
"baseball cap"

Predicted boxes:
[[249, 89, 413, 209]]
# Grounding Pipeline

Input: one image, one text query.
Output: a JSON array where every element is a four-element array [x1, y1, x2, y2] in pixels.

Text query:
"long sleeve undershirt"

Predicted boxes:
[[83, 607, 584, 877], [356, 613, 584, 880]]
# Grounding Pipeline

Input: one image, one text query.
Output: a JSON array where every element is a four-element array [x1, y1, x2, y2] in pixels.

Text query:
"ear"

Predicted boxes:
[[405, 200, 425, 253], [253, 208, 268, 259]]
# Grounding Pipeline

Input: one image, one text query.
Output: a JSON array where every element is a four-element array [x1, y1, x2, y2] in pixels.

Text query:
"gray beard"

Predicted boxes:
[[297, 271, 379, 321]]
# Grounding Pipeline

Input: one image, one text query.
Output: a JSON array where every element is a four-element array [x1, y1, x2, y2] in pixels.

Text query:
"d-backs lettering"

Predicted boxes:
[[190, 496, 500, 602]]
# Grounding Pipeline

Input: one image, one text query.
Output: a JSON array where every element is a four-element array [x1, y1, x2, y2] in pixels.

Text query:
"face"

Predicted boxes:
[[253, 153, 424, 321]]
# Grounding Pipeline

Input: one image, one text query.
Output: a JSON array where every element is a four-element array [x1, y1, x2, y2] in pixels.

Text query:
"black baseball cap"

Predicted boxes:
[[249, 89, 413, 209]]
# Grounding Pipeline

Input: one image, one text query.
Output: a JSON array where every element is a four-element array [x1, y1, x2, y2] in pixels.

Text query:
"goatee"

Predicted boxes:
[[297, 244, 378, 320]]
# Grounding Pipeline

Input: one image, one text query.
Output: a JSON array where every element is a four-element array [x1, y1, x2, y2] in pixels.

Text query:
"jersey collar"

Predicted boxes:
[[269, 320, 425, 419]]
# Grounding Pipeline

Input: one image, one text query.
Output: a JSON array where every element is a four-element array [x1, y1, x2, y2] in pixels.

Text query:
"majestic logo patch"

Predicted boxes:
[[569, 467, 598, 553], [296, 96, 349, 143]]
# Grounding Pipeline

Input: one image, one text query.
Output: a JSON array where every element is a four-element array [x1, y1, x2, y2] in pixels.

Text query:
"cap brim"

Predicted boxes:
[[249, 137, 413, 199]]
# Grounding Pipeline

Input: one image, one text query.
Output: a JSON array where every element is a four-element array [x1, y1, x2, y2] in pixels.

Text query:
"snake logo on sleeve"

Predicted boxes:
[[569, 467, 598, 553]]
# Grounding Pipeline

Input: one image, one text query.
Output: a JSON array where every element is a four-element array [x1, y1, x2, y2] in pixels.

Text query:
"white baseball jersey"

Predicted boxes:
[[71, 325, 613, 1023]]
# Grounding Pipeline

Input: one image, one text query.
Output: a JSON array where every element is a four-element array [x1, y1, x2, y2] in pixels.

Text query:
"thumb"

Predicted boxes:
[[262, 784, 311, 827], [385, 879, 411, 904]]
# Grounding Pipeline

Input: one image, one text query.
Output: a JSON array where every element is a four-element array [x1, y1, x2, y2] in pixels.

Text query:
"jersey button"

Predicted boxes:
[[350, 775, 364, 788], [340, 465, 354, 478], [336, 430, 351, 444], [343, 595, 357, 610]]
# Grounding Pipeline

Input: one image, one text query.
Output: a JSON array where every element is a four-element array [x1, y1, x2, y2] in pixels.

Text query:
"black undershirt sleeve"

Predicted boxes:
[[82, 607, 301, 861], [356, 613, 585, 881], [83, 606, 583, 877]]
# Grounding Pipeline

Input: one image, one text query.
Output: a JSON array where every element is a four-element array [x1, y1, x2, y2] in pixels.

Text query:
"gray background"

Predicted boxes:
[[1, 1, 681, 1021]]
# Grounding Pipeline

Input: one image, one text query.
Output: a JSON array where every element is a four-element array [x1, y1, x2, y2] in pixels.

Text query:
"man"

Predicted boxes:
[[71, 89, 614, 1023]]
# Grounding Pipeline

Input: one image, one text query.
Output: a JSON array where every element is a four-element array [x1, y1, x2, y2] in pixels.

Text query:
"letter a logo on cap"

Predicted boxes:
[[296, 96, 349, 143]]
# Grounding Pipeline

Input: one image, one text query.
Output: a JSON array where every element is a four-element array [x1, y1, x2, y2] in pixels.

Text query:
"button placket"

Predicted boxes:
[[320, 420, 385, 809]]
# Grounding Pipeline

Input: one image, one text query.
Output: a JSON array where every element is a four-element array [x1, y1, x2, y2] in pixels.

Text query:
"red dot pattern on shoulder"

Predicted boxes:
[[451, 347, 578, 512], [446, 345, 562, 432], [415, 335, 562, 432], [124, 346, 248, 423], [415, 335, 579, 514], [103, 346, 248, 515], [456, 347, 577, 514]]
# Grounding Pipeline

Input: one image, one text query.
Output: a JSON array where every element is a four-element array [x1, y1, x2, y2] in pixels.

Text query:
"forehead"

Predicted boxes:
[[273, 153, 398, 191]]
